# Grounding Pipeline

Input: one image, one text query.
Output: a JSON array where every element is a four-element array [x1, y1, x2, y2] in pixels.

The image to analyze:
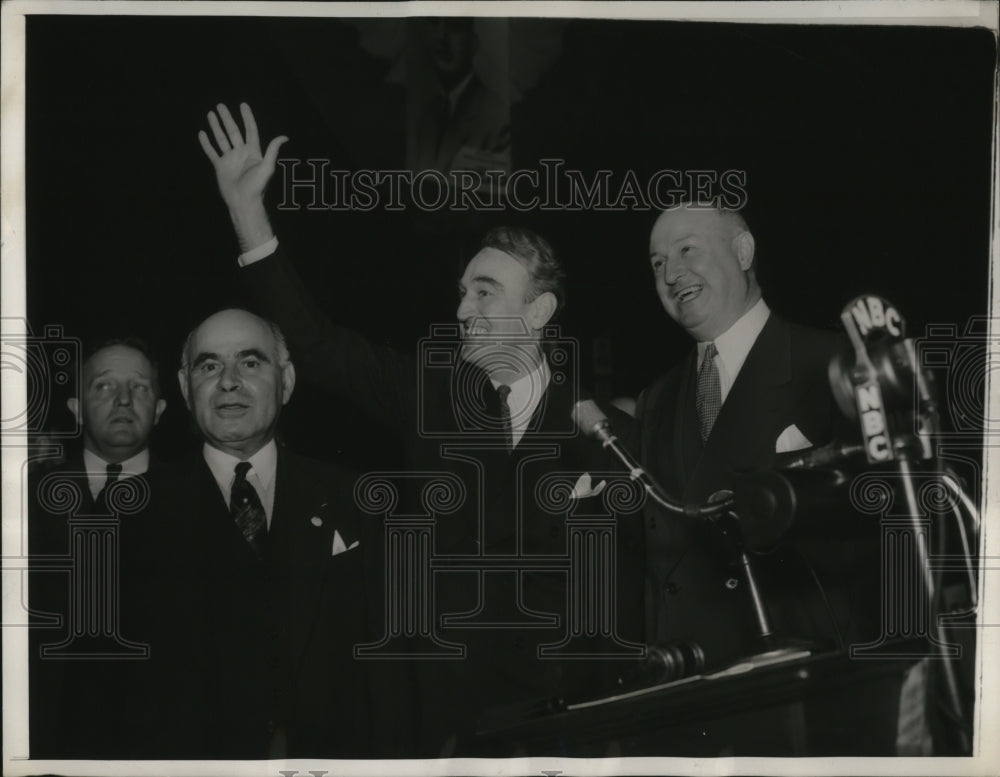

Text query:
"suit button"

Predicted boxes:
[[266, 720, 276, 736], [725, 578, 739, 589]]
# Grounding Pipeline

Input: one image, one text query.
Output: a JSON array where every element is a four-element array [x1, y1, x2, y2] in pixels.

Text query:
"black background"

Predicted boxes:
[[24, 15, 996, 464]]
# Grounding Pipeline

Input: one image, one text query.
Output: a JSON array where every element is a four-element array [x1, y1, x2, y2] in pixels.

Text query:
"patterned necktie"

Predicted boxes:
[[496, 384, 514, 452], [231, 461, 267, 556], [95, 463, 123, 513], [696, 342, 722, 442]]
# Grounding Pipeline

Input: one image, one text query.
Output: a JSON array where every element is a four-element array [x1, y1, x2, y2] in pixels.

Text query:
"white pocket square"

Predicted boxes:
[[331, 530, 360, 556], [775, 424, 812, 454], [570, 472, 607, 500]]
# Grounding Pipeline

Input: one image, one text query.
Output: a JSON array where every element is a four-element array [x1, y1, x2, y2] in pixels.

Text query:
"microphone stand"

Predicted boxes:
[[894, 435, 971, 754], [579, 403, 811, 669], [709, 507, 817, 672], [896, 343, 970, 753]]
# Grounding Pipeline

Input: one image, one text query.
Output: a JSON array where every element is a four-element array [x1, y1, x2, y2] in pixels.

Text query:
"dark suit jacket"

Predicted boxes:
[[28, 451, 158, 759], [120, 448, 407, 760], [633, 314, 876, 667], [241, 249, 645, 754]]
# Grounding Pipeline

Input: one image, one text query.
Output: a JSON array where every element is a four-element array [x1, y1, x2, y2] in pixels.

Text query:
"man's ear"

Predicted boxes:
[[66, 397, 81, 425], [280, 362, 296, 405], [153, 398, 167, 425], [528, 292, 558, 332], [735, 231, 755, 271], [177, 370, 191, 410]]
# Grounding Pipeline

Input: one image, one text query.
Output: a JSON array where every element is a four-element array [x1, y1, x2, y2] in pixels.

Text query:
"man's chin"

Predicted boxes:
[[102, 431, 142, 448]]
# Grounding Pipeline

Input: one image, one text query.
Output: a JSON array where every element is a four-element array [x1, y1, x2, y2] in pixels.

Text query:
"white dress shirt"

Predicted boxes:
[[82, 448, 150, 501], [696, 298, 771, 405], [490, 356, 551, 448], [202, 440, 278, 528], [238, 237, 279, 267]]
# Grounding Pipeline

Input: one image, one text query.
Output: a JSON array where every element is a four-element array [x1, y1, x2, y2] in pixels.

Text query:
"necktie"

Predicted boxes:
[[231, 461, 267, 556], [95, 463, 123, 513], [696, 342, 722, 442], [496, 384, 514, 452]]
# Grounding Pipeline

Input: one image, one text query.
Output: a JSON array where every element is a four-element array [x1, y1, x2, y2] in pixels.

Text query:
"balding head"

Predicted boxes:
[[178, 309, 295, 459], [648, 204, 760, 342]]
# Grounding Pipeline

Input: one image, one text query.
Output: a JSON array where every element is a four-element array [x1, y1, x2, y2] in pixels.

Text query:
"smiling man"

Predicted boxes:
[[636, 201, 865, 673], [641, 201, 841, 504], [198, 102, 640, 755], [649, 205, 760, 344]]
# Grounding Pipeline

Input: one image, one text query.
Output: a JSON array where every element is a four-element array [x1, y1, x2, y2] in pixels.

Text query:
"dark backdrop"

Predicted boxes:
[[24, 15, 996, 465]]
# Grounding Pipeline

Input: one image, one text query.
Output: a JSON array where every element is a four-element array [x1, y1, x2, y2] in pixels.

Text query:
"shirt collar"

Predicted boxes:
[[82, 447, 149, 501], [698, 298, 770, 373], [202, 439, 278, 494], [490, 356, 551, 428], [83, 447, 149, 478]]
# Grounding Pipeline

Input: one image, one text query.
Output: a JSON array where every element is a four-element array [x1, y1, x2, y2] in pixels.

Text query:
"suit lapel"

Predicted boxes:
[[689, 315, 792, 500], [68, 452, 99, 515], [673, 351, 700, 497], [273, 450, 343, 673], [644, 351, 696, 500]]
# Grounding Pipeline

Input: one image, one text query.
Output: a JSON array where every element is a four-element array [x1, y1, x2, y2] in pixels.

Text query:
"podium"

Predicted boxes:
[[473, 641, 922, 757]]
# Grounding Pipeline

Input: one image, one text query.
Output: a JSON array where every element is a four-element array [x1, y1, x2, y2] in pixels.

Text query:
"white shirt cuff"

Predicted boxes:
[[237, 237, 279, 267]]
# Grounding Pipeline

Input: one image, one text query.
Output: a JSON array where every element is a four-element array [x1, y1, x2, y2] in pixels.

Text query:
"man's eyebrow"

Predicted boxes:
[[236, 348, 271, 363], [650, 233, 700, 257], [190, 352, 220, 369], [87, 369, 112, 385], [470, 275, 503, 290]]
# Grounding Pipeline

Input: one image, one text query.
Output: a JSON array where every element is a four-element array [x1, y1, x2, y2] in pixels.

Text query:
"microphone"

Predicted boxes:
[[572, 399, 731, 518], [776, 441, 865, 469], [831, 294, 919, 464], [572, 399, 650, 483]]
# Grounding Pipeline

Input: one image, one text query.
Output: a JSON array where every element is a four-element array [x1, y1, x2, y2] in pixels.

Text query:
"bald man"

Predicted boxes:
[[124, 309, 407, 759], [637, 203, 849, 662], [631, 203, 904, 754]]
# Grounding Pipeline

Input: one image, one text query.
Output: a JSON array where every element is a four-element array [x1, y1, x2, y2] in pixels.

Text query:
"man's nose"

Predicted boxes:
[[661, 254, 686, 285], [217, 363, 242, 390], [456, 294, 476, 323], [113, 387, 132, 406]]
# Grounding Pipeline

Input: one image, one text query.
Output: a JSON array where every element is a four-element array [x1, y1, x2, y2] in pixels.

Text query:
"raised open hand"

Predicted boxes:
[[198, 102, 288, 210]]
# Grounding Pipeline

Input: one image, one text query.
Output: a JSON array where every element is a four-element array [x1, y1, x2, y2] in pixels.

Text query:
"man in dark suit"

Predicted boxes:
[[124, 308, 404, 759], [36, 337, 166, 512], [635, 203, 902, 754], [637, 202, 857, 665], [198, 103, 643, 755], [29, 338, 166, 758]]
